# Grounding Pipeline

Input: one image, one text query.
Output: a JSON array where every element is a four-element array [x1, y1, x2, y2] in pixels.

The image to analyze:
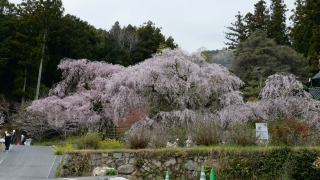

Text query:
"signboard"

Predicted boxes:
[[255, 123, 269, 140]]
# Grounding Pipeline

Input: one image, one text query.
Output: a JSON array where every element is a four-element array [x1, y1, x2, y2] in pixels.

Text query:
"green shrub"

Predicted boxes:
[[291, 149, 320, 179], [53, 144, 73, 155], [100, 139, 125, 149], [257, 147, 293, 179], [74, 133, 100, 150], [216, 147, 320, 180], [105, 168, 118, 176], [134, 157, 144, 168], [227, 158, 252, 179]]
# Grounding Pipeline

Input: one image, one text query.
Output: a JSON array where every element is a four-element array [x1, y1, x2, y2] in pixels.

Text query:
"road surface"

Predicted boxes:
[[0, 144, 127, 180], [0, 145, 59, 180]]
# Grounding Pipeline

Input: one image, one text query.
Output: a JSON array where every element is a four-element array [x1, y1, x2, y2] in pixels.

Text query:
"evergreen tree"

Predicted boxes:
[[224, 11, 247, 49], [0, 0, 15, 76], [57, 14, 100, 60], [156, 36, 178, 54], [96, 21, 177, 67], [34, 0, 64, 100], [268, 0, 290, 45], [244, 0, 270, 36], [164, 36, 178, 50], [132, 21, 177, 64], [225, 0, 270, 49], [0, 0, 15, 96], [106, 22, 139, 66], [290, 0, 308, 56], [43, 14, 100, 89], [306, 0, 320, 74], [308, 27, 320, 73], [290, 0, 320, 74], [12, 0, 64, 102], [95, 28, 109, 61], [232, 30, 310, 101], [12, 0, 39, 102]]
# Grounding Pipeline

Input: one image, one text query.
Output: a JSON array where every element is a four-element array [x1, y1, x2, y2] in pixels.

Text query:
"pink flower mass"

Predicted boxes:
[[27, 49, 320, 132]]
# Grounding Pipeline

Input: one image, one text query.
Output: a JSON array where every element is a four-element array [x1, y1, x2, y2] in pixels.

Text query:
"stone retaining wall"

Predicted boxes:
[[59, 149, 221, 180], [59, 148, 320, 180]]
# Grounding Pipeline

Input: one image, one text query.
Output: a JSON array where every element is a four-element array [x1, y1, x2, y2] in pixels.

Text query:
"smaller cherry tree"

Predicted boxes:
[[13, 102, 53, 142], [0, 94, 17, 127], [259, 73, 310, 99], [215, 72, 320, 145]]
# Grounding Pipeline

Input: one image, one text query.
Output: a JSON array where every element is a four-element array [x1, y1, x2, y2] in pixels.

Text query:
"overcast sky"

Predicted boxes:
[[10, 0, 296, 53]]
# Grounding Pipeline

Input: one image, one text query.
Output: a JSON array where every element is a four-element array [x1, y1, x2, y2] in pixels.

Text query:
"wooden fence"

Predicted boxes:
[[105, 127, 130, 139]]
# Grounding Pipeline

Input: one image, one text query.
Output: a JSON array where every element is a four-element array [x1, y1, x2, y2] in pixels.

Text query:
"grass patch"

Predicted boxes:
[[33, 136, 63, 146], [54, 161, 62, 178], [100, 139, 125, 149]]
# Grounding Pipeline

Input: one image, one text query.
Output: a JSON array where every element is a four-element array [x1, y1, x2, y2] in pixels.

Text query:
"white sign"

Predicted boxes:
[[256, 123, 269, 140]]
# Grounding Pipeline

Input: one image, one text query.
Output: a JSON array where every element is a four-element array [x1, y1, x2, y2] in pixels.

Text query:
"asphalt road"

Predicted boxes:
[[0, 144, 127, 180], [0, 144, 60, 180]]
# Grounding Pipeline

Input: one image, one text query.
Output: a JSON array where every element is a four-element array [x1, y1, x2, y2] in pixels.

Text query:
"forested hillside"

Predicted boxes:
[[0, 0, 178, 103]]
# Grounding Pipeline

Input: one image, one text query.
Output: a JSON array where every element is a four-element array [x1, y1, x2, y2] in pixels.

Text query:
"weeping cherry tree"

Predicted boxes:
[[27, 48, 245, 135]]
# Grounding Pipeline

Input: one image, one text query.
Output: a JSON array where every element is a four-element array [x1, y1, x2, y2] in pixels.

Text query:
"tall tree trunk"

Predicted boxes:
[[21, 68, 27, 104], [35, 32, 46, 100]]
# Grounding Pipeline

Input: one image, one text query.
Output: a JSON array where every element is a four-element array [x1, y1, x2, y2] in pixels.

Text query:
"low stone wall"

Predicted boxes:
[[59, 149, 222, 180], [58, 147, 320, 180]]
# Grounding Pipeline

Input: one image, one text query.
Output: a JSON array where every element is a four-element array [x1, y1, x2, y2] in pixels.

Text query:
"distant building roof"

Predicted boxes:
[[309, 87, 320, 99], [312, 72, 320, 80]]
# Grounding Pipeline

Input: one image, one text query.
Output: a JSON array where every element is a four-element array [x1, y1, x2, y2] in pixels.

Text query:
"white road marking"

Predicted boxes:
[[0, 159, 3, 164], [47, 154, 58, 179]]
